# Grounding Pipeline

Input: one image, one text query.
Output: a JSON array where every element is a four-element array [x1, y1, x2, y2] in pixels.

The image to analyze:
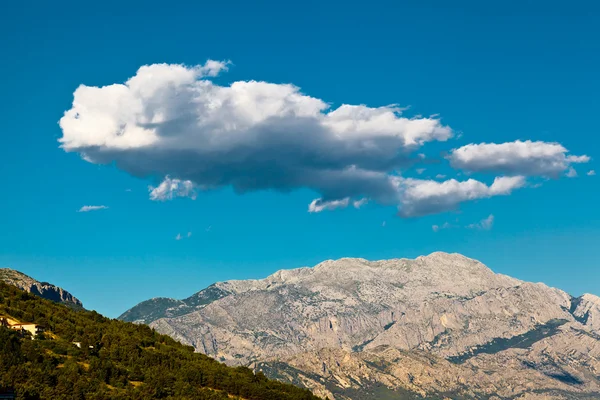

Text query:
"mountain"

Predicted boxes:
[[0, 280, 321, 400], [120, 252, 600, 400], [0, 268, 83, 308]]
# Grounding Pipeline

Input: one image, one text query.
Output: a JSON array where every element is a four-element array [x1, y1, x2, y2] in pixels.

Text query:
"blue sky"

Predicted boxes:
[[0, 1, 598, 318]]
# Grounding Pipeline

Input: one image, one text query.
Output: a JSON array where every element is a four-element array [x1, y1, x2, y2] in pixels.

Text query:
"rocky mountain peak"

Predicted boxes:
[[0, 268, 83, 308], [581, 293, 600, 305]]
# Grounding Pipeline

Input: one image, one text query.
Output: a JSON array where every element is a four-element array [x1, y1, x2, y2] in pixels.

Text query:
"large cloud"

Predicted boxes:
[[448, 140, 589, 177], [59, 61, 533, 217]]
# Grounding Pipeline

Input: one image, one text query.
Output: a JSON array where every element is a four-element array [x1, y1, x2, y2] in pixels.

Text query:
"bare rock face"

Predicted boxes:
[[0, 268, 83, 308], [120, 252, 600, 399], [571, 293, 600, 331]]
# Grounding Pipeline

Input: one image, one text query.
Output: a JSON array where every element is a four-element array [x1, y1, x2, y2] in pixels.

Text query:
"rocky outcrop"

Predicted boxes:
[[120, 252, 600, 399], [0, 268, 83, 308]]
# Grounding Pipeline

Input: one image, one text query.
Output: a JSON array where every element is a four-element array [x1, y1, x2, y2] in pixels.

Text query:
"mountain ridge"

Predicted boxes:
[[120, 252, 600, 399], [0, 268, 83, 309], [120, 252, 524, 323]]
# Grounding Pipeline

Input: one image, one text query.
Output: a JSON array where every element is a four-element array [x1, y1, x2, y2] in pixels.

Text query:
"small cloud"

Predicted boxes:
[[382, 221, 387, 227], [308, 198, 350, 213], [435, 174, 446, 179], [432, 222, 451, 232], [416, 168, 426, 175], [353, 198, 369, 209], [149, 176, 196, 201], [588, 170, 596, 176], [77, 205, 108, 212], [449, 140, 589, 177], [175, 232, 193, 240], [398, 176, 525, 218], [467, 214, 494, 230], [565, 167, 577, 178], [205, 225, 212, 232], [418, 153, 426, 159], [125, 188, 132, 192]]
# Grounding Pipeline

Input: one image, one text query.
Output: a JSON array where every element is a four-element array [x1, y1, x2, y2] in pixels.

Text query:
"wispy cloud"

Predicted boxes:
[[432, 222, 452, 232], [175, 232, 193, 241], [353, 198, 369, 209], [467, 214, 495, 230], [565, 167, 578, 178], [308, 198, 349, 213], [588, 170, 596, 176], [77, 205, 108, 212]]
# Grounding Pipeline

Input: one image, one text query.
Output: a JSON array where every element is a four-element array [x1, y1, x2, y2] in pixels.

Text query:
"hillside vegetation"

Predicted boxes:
[[0, 281, 321, 400]]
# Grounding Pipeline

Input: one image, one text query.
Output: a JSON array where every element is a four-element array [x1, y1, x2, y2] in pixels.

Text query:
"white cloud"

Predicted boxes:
[[467, 214, 494, 230], [382, 221, 386, 227], [187, 232, 192, 238], [197, 60, 231, 77], [149, 176, 196, 201], [416, 168, 426, 175], [565, 167, 577, 178], [353, 198, 369, 208], [395, 176, 525, 217], [435, 174, 446, 179], [448, 140, 589, 177], [432, 222, 451, 232], [587, 170, 596, 176], [308, 174, 527, 217], [59, 62, 583, 218], [77, 205, 108, 212], [59, 61, 453, 208], [175, 233, 182, 240], [308, 198, 350, 213]]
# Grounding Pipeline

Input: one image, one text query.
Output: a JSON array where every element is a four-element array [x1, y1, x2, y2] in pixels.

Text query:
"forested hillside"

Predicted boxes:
[[0, 281, 321, 400]]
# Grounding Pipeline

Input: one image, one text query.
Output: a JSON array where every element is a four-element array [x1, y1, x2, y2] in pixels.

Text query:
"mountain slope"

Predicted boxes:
[[0, 281, 321, 400], [119, 284, 230, 324], [120, 252, 600, 399], [0, 268, 83, 308]]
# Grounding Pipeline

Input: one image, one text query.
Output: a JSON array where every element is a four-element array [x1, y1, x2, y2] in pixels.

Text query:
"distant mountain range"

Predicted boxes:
[[120, 252, 600, 400], [0, 268, 83, 308]]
